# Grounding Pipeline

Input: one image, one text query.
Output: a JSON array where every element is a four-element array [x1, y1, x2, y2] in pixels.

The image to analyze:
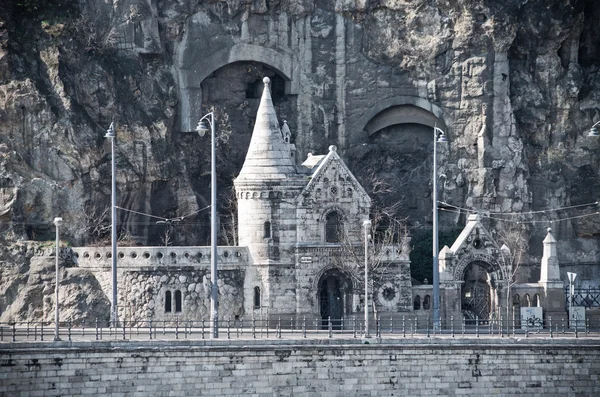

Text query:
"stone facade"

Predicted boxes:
[[72, 78, 411, 324]]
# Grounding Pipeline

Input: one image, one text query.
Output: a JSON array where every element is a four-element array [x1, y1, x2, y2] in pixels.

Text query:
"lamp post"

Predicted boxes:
[[363, 219, 372, 337], [432, 125, 448, 330], [53, 217, 63, 342], [567, 272, 577, 328], [105, 123, 118, 327], [197, 112, 218, 339]]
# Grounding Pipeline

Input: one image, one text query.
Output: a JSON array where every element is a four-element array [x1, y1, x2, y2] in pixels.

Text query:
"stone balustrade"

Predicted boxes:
[[71, 246, 250, 269]]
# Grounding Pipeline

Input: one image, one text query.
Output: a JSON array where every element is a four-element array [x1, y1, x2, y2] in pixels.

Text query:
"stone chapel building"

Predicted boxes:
[[73, 77, 411, 325], [72, 78, 569, 328]]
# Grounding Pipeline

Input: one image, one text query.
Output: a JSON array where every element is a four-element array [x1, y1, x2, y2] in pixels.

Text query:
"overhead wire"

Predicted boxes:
[[439, 201, 599, 216]]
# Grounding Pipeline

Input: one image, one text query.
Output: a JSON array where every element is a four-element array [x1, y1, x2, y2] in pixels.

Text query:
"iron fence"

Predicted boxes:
[[1, 315, 599, 343], [565, 287, 600, 308]]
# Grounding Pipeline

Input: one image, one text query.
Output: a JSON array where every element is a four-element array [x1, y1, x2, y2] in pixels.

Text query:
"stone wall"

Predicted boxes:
[[1, 339, 599, 396], [71, 247, 252, 323]]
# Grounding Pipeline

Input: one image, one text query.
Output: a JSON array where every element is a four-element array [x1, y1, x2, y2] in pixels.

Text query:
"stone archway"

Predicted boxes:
[[178, 42, 296, 132], [460, 260, 501, 324], [317, 268, 353, 329]]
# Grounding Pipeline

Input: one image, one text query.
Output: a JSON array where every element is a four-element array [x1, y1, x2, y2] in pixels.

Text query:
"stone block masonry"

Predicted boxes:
[[1, 339, 599, 396]]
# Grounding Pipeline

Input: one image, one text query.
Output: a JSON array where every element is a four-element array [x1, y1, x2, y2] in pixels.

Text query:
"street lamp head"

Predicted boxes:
[[197, 120, 210, 137], [54, 217, 63, 227], [588, 126, 599, 137], [363, 220, 372, 228], [437, 132, 449, 143], [105, 122, 115, 139]]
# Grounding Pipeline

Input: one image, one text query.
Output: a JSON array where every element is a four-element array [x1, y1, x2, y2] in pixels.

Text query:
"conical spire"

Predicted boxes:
[[237, 77, 296, 180]]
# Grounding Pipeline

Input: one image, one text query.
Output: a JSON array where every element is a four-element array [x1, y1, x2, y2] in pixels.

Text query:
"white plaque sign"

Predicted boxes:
[[521, 307, 543, 330]]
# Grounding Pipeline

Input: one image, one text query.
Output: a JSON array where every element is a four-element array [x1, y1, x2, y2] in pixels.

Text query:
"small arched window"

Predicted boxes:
[[325, 211, 342, 243], [254, 286, 261, 308], [513, 294, 520, 306], [165, 291, 172, 313], [524, 294, 531, 308], [423, 295, 431, 310], [175, 290, 182, 313], [264, 221, 271, 238], [533, 294, 541, 307], [413, 295, 421, 310]]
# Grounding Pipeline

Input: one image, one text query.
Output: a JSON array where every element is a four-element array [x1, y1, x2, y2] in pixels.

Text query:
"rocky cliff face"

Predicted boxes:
[[0, 0, 599, 316]]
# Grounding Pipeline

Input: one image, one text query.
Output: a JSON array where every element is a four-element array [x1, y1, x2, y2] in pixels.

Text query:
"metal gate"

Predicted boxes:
[[462, 284, 490, 323]]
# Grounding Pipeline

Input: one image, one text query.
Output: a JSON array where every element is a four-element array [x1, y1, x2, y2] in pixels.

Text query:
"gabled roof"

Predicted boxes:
[[298, 145, 370, 204], [448, 213, 499, 254], [236, 77, 296, 180]]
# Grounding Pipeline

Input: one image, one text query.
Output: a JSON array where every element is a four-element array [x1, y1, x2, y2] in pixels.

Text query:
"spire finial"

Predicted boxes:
[[263, 76, 270, 86]]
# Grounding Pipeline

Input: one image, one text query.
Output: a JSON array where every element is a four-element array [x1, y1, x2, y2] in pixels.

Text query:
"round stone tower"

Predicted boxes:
[[234, 77, 305, 314]]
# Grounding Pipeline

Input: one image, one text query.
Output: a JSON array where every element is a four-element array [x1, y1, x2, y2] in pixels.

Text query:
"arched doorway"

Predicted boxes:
[[461, 261, 499, 324], [317, 269, 353, 329]]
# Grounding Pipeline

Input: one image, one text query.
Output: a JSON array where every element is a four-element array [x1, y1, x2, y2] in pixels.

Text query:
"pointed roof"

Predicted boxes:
[[236, 77, 296, 181]]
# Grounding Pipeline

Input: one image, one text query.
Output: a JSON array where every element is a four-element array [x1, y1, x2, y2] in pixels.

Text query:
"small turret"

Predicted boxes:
[[237, 77, 296, 180]]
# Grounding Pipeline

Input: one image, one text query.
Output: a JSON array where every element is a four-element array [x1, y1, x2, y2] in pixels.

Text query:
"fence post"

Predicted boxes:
[[427, 318, 430, 338], [149, 319, 153, 340], [176, 318, 180, 340], [227, 318, 231, 340], [402, 316, 406, 338], [353, 315, 356, 339], [549, 316, 553, 338], [500, 315, 503, 338], [586, 318, 589, 336], [122, 319, 126, 340], [12, 321, 16, 342], [476, 316, 479, 338], [41, 321, 44, 341], [277, 317, 281, 339], [68, 318, 72, 342], [26, 321, 30, 339], [252, 317, 256, 339], [302, 316, 306, 339], [451, 316, 454, 338], [95, 318, 98, 341], [377, 316, 381, 338], [328, 316, 332, 338], [525, 318, 529, 338], [202, 319, 205, 340], [389, 316, 393, 334]]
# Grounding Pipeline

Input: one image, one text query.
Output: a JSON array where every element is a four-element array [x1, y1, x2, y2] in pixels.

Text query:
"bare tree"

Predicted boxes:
[[494, 218, 529, 323], [220, 187, 238, 246], [335, 205, 409, 317]]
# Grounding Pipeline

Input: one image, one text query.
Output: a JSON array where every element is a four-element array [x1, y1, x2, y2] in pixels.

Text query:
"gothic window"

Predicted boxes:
[[423, 295, 431, 310], [165, 290, 172, 313], [414, 295, 421, 310], [533, 294, 541, 307], [513, 294, 520, 305], [175, 290, 182, 313], [524, 294, 531, 308], [325, 211, 342, 243], [264, 221, 271, 238], [254, 286, 261, 308]]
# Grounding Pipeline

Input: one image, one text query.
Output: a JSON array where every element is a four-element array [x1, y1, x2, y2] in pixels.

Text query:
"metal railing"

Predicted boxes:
[[1, 315, 599, 343], [566, 287, 600, 308]]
